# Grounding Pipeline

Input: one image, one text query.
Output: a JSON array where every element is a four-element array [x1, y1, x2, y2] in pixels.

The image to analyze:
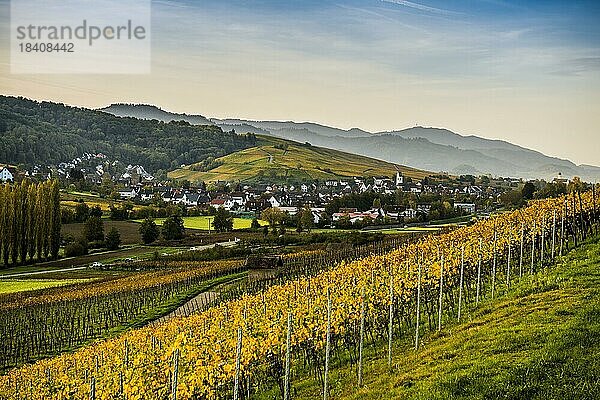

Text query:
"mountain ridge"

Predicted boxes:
[[72, 102, 600, 181]]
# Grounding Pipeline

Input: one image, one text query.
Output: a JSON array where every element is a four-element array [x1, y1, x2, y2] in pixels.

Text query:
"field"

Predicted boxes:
[[62, 220, 147, 245], [0, 279, 92, 294], [142, 215, 267, 231], [168, 136, 430, 183], [61, 191, 143, 212]]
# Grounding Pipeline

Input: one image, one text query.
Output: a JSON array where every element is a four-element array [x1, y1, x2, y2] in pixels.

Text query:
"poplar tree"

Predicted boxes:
[[27, 183, 37, 261], [0, 185, 5, 266], [19, 180, 30, 263], [3, 186, 13, 266], [35, 184, 45, 260], [49, 180, 61, 259], [10, 183, 21, 265]]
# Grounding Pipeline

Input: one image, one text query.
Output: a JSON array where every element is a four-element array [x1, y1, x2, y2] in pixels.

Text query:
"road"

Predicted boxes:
[[151, 291, 220, 326], [0, 239, 240, 278]]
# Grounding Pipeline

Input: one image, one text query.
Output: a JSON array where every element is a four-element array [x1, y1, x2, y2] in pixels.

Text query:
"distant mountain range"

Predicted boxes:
[[100, 104, 600, 181]]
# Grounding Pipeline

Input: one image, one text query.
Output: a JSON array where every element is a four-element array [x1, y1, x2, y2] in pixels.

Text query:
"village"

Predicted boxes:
[[1, 154, 537, 227], [0, 152, 527, 228]]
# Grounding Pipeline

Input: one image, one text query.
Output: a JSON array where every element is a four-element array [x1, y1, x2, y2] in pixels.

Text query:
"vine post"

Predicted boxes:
[[358, 287, 365, 386], [438, 254, 444, 331], [491, 231, 497, 300], [233, 328, 242, 400], [415, 262, 422, 350], [531, 221, 536, 274], [172, 348, 180, 400], [476, 239, 482, 305], [283, 312, 292, 400], [519, 224, 524, 278], [552, 210, 557, 259], [506, 244, 511, 287], [323, 288, 332, 400], [458, 245, 465, 322], [387, 275, 394, 368]]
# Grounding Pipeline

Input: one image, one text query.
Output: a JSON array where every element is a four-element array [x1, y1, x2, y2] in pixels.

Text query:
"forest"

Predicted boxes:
[[0, 96, 257, 173]]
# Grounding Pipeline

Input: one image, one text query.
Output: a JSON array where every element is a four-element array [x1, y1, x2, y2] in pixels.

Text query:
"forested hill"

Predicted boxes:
[[0, 96, 256, 173]]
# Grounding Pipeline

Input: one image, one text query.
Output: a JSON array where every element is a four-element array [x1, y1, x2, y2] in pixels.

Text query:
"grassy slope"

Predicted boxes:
[[264, 237, 600, 400], [169, 136, 430, 183]]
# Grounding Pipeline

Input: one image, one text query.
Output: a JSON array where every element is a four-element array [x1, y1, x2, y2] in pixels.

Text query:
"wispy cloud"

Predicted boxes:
[[379, 0, 461, 16]]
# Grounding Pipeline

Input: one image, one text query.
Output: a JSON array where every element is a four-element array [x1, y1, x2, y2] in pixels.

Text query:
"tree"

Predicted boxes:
[[65, 240, 87, 257], [74, 202, 90, 222], [261, 207, 284, 230], [500, 190, 524, 208], [299, 205, 314, 232], [212, 208, 234, 232], [139, 217, 160, 244], [162, 215, 185, 240], [49, 180, 61, 259], [372, 197, 382, 210], [84, 216, 104, 242], [522, 182, 536, 200], [69, 168, 84, 182], [61, 208, 75, 224], [89, 205, 103, 218], [250, 218, 261, 230], [105, 227, 121, 250]]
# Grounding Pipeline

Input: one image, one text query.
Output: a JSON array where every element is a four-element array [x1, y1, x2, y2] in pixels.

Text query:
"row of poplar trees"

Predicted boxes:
[[0, 179, 61, 268]]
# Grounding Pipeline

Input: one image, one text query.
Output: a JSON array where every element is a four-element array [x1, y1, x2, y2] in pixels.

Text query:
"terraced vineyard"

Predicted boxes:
[[168, 136, 430, 183]]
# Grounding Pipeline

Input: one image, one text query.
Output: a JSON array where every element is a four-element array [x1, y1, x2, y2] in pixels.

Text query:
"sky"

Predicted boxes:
[[1, 0, 599, 165]]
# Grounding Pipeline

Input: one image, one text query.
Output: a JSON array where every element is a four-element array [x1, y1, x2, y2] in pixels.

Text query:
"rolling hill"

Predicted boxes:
[[168, 136, 429, 184]]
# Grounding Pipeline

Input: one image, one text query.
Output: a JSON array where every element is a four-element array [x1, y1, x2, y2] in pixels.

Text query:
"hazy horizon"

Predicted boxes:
[[1, 0, 599, 166]]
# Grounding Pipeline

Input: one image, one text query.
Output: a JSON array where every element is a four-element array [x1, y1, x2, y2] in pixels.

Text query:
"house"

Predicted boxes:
[[0, 167, 14, 182], [118, 187, 138, 199], [395, 170, 404, 186], [454, 202, 476, 214], [210, 199, 226, 209], [230, 192, 247, 207], [399, 208, 418, 219], [267, 196, 281, 208], [174, 192, 187, 204], [211, 198, 236, 211], [182, 193, 201, 206], [139, 188, 155, 202], [245, 198, 269, 212], [417, 203, 432, 214]]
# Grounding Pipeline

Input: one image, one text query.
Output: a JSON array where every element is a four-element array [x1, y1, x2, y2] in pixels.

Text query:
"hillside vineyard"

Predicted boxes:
[[1, 189, 598, 399]]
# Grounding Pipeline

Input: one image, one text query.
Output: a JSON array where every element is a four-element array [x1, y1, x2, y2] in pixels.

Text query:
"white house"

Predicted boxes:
[[454, 202, 476, 214], [395, 170, 404, 186], [400, 208, 417, 219], [118, 187, 138, 199], [267, 196, 281, 208], [230, 192, 247, 207], [0, 167, 14, 182]]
